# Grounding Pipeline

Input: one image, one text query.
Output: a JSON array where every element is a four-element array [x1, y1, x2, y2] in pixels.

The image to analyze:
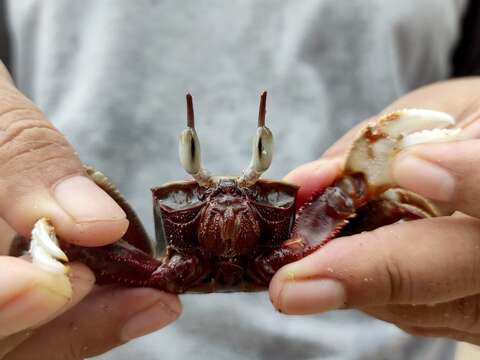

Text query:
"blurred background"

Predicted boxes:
[[1, 1, 480, 360]]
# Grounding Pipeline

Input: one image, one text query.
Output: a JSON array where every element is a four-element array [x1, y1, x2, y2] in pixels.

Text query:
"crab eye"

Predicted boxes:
[[178, 94, 213, 187], [179, 127, 201, 175], [239, 91, 274, 187], [251, 126, 273, 173]]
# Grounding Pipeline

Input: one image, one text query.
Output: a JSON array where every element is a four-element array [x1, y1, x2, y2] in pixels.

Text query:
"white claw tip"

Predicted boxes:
[[29, 218, 69, 274], [401, 128, 462, 147], [398, 108, 455, 125], [378, 109, 456, 137]]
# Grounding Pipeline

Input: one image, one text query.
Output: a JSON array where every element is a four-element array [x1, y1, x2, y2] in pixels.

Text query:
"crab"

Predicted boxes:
[[10, 93, 460, 293]]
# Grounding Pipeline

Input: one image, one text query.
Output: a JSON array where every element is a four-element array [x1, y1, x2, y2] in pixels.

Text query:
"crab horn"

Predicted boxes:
[[239, 91, 274, 187], [179, 94, 213, 187]]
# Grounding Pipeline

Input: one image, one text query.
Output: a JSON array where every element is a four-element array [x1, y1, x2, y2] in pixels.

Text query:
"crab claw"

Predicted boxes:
[[249, 109, 463, 283], [29, 218, 69, 274], [345, 109, 461, 194]]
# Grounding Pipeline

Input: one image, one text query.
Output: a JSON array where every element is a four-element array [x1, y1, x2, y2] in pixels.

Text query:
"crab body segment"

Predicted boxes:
[[13, 94, 460, 293]]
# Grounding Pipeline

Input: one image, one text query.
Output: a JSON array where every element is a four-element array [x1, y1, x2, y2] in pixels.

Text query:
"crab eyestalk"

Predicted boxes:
[[179, 94, 213, 187], [239, 91, 274, 187]]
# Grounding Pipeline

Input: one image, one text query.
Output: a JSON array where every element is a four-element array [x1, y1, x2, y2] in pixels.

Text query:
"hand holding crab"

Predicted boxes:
[[0, 62, 180, 360], [270, 78, 480, 345], [3, 62, 480, 356]]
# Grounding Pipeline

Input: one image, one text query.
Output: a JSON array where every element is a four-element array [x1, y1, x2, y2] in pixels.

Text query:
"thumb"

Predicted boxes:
[[283, 158, 343, 207], [0, 63, 127, 246], [0, 258, 93, 338], [391, 139, 480, 218]]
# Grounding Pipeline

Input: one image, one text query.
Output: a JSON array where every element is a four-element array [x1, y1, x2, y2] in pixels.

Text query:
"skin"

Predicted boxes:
[[270, 76, 480, 344], [0, 61, 181, 360]]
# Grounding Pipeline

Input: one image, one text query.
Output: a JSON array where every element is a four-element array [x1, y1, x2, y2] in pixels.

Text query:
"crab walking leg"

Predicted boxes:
[[250, 174, 369, 284], [178, 94, 213, 187], [63, 241, 210, 293], [27, 220, 208, 293], [239, 91, 274, 187], [251, 109, 461, 285], [338, 189, 441, 236]]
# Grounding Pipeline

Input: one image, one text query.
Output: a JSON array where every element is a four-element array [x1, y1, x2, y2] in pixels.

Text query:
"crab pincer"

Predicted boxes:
[[251, 109, 461, 283]]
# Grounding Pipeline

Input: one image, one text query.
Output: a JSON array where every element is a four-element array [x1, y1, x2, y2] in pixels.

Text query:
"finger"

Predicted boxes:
[[0, 257, 93, 337], [323, 77, 480, 166], [321, 119, 372, 158], [269, 216, 480, 314], [382, 77, 480, 118], [283, 158, 343, 207], [0, 218, 14, 254], [459, 104, 480, 138], [392, 139, 480, 217], [397, 325, 480, 346], [0, 61, 13, 83], [0, 262, 93, 358], [0, 62, 127, 245], [362, 294, 480, 333], [5, 287, 181, 360]]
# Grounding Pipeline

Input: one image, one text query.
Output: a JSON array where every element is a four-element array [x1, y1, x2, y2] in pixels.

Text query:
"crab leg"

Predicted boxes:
[[21, 217, 209, 293], [250, 174, 370, 284], [63, 240, 210, 293], [251, 109, 461, 284]]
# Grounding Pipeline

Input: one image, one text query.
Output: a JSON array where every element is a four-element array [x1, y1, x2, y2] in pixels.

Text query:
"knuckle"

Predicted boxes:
[[367, 229, 414, 303], [0, 109, 83, 190], [0, 107, 56, 150], [65, 341, 84, 360], [0, 118, 69, 164], [0, 108, 55, 145], [454, 295, 480, 332], [384, 257, 413, 303]]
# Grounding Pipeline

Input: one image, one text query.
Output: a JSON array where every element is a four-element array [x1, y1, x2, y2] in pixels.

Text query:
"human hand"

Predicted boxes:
[[0, 62, 181, 359], [269, 77, 480, 344]]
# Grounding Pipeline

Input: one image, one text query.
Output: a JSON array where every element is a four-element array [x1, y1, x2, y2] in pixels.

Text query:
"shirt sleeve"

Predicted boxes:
[[452, 0, 480, 76], [0, 0, 10, 70]]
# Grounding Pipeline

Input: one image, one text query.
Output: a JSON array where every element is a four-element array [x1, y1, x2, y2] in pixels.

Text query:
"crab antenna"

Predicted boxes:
[[186, 93, 195, 128], [258, 91, 267, 127], [178, 94, 213, 187], [239, 91, 274, 187]]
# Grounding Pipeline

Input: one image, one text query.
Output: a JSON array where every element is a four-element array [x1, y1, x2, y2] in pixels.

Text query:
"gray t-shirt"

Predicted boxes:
[[6, 1, 467, 359]]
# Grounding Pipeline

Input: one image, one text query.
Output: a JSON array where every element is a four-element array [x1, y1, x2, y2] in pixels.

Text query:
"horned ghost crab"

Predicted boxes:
[[12, 93, 460, 293]]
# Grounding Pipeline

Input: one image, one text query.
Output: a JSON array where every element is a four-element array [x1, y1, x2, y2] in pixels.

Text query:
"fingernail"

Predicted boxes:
[[392, 155, 456, 202], [121, 298, 180, 341], [276, 279, 346, 315], [54, 176, 126, 222]]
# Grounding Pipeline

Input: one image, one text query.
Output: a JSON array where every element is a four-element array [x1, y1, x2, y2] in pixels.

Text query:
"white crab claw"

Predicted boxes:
[[345, 109, 461, 193], [376, 109, 455, 137], [401, 127, 462, 147], [29, 218, 69, 274]]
